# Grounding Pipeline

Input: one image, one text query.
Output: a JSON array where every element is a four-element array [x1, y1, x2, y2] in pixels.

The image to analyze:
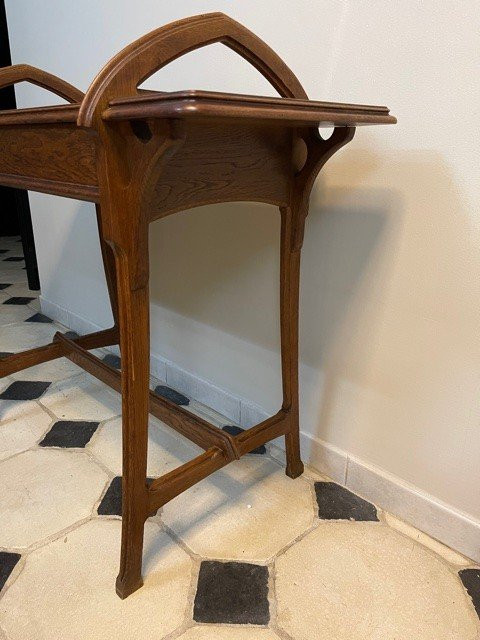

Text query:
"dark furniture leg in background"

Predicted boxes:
[[0, 0, 39, 290], [14, 189, 39, 290]]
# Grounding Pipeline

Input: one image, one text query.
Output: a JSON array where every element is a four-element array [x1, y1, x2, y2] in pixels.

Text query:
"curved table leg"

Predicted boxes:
[[280, 206, 304, 479], [96, 203, 119, 328], [109, 229, 150, 599]]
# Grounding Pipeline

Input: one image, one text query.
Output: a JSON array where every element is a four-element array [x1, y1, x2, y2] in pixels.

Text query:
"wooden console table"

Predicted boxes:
[[0, 13, 396, 598]]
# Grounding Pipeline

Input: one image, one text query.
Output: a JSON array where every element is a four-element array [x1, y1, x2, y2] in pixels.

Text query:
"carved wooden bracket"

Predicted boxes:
[[291, 126, 356, 250]]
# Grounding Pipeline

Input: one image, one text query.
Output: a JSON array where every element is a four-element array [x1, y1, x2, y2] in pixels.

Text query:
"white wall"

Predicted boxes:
[[5, 1, 480, 557]]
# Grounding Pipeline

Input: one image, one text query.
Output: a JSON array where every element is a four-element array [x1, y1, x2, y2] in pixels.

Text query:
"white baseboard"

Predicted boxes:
[[40, 295, 480, 564], [39, 296, 268, 427], [281, 432, 480, 563]]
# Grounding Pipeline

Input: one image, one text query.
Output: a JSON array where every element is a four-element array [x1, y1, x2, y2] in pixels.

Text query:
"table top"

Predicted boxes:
[[104, 90, 396, 127], [0, 89, 396, 128]]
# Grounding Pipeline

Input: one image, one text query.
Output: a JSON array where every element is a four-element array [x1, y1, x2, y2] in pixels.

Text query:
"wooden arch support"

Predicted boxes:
[[0, 64, 83, 103], [78, 12, 307, 126]]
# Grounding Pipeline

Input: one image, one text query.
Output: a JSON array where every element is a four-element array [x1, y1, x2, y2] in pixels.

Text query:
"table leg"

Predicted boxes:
[[112, 236, 150, 599], [96, 204, 119, 327], [280, 206, 304, 479]]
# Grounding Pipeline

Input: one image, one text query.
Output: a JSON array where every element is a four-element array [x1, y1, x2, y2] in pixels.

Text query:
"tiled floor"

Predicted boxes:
[[0, 235, 479, 639]]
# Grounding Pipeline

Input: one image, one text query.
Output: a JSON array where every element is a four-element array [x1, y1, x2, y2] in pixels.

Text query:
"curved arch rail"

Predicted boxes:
[[0, 63, 83, 103], [78, 12, 307, 126]]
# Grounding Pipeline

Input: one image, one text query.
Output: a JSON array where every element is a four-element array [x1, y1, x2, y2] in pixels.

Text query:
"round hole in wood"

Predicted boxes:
[[318, 126, 334, 141]]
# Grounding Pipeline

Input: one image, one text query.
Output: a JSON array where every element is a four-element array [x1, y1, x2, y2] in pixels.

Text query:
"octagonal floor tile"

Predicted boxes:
[[0, 520, 192, 640], [11, 357, 82, 382], [40, 373, 121, 421], [1, 283, 38, 299], [0, 322, 57, 352], [0, 304, 32, 326], [88, 415, 202, 476], [275, 523, 478, 640], [0, 449, 108, 548], [0, 270, 29, 284], [177, 628, 281, 640], [0, 377, 12, 393], [161, 457, 313, 560], [0, 400, 52, 461], [27, 298, 41, 312]]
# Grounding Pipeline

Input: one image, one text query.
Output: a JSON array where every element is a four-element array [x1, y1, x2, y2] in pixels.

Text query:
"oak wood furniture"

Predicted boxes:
[[0, 13, 396, 598]]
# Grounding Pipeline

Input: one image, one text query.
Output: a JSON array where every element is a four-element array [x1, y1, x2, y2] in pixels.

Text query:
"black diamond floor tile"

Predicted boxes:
[[97, 476, 154, 516], [25, 312, 52, 323], [39, 420, 100, 448], [459, 569, 480, 619], [3, 256, 24, 262], [0, 283, 12, 290], [0, 552, 21, 591], [194, 560, 269, 625], [102, 353, 121, 369], [314, 482, 378, 521], [0, 380, 51, 401], [98, 477, 123, 516], [222, 424, 266, 454], [154, 385, 189, 406], [3, 297, 35, 305], [63, 330, 80, 339]]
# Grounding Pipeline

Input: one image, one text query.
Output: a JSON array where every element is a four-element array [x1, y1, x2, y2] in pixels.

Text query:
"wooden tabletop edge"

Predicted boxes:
[[103, 99, 396, 126], [109, 89, 391, 113]]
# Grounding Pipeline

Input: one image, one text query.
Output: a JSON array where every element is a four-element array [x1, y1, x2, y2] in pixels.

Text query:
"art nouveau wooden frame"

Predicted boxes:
[[0, 13, 395, 597]]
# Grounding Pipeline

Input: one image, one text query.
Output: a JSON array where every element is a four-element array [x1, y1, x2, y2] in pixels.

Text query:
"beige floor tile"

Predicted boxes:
[[10, 357, 83, 383], [88, 415, 202, 476], [275, 523, 478, 640], [162, 457, 314, 560], [27, 298, 41, 312], [0, 270, 29, 283], [1, 283, 39, 299], [0, 377, 11, 393], [0, 400, 52, 461], [0, 520, 193, 640], [177, 627, 280, 639], [0, 449, 107, 548], [0, 270, 21, 280], [40, 373, 121, 421], [0, 322, 57, 352], [0, 261, 26, 271], [0, 305, 33, 326]]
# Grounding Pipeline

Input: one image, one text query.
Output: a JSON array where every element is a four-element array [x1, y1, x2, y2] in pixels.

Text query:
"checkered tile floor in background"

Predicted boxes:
[[0, 235, 479, 640]]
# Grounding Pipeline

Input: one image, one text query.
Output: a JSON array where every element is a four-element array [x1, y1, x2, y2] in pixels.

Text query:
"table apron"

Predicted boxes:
[[0, 123, 99, 201]]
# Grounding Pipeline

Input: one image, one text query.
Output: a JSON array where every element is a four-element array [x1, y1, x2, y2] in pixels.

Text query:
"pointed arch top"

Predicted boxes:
[[78, 12, 307, 127]]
